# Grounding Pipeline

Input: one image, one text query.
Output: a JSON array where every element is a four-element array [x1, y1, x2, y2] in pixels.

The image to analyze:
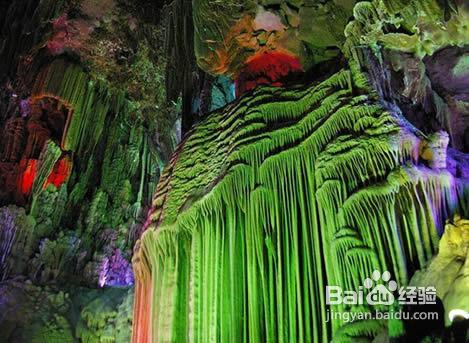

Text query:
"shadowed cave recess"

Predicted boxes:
[[0, 0, 468, 342]]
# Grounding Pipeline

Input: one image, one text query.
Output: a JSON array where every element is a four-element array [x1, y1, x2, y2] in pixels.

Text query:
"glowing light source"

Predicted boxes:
[[449, 309, 469, 322]]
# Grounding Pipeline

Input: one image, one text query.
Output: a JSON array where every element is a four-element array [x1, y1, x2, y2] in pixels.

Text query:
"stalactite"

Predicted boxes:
[[0, 0, 67, 77], [0, 206, 35, 281], [133, 66, 468, 342], [32, 59, 130, 156], [1, 117, 26, 162], [164, 0, 198, 132]]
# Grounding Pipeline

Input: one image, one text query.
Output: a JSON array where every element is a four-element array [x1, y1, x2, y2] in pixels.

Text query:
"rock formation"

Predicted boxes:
[[0, 0, 467, 342]]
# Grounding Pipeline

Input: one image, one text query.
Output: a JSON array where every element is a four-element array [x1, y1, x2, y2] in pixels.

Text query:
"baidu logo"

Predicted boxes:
[[364, 270, 397, 305], [326, 270, 436, 306]]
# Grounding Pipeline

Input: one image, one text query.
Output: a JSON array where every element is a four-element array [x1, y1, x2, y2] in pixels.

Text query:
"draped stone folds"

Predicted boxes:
[[133, 66, 468, 342]]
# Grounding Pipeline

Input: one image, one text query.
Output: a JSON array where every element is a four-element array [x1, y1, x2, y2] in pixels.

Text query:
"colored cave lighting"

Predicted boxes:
[[45, 156, 72, 189], [47, 15, 71, 56], [17, 156, 71, 196], [236, 51, 303, 95], [18, 159, 38, 195], [98, 249, 134, 288], [133, 67, 468, 342]]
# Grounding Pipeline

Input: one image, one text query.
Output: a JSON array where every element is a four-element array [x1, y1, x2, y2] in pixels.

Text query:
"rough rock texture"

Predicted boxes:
[[0, 280, 133, 343], [411, 216, 469, 323], [193, 0, 357, 77], [360, 46, 469, 153]]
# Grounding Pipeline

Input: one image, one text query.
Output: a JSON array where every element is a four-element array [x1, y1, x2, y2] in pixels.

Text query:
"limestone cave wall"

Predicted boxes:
[[0, 0, 467, 342]]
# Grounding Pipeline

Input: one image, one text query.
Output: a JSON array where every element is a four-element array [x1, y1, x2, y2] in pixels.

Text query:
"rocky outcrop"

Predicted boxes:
[[411, 216, 469, 324]]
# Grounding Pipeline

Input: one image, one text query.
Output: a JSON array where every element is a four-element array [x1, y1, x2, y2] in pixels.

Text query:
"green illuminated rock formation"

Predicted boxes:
[[343, 0, 468, 61], [134, 64, 468, 342]]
